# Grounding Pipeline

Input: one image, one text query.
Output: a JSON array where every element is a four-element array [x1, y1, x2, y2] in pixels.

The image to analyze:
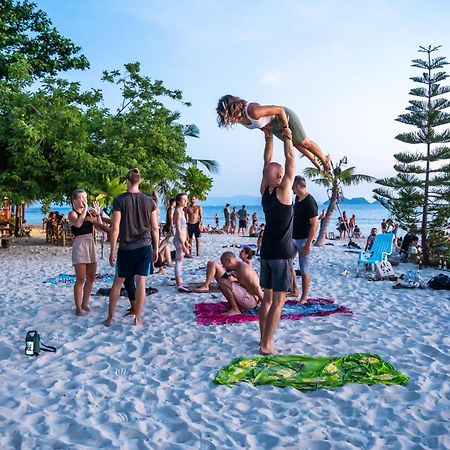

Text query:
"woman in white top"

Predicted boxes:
[[173, 192, 191, 292], [216, 95, 330, 172]]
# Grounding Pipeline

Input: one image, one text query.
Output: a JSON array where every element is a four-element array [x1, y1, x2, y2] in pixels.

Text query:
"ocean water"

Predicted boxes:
[[25, 202, 388, 237]]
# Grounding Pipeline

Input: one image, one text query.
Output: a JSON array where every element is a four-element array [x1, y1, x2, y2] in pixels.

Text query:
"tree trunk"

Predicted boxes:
[[315, 185, 339, 247]]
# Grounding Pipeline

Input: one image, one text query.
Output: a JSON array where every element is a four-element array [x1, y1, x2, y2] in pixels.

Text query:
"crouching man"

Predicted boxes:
[[218, 251, 263, 315]]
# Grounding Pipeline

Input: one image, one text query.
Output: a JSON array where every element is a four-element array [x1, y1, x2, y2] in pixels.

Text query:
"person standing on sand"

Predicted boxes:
[[230, 207, 237, 234], [259, 125, 296, 355], [292, 176, 319, 303], [185, 195, 203, 256], [173, 193, 191, 292], [218, 252, 263, 315], [162, 198, 175, 236], [237, 205, 248, 236], [104, 169, 158, 327], [223, 203, 231, 233], [68, 191, 106, 316]]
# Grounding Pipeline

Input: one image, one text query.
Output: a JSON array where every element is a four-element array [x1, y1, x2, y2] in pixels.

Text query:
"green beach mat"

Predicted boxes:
[[214, 353, 409, 391]]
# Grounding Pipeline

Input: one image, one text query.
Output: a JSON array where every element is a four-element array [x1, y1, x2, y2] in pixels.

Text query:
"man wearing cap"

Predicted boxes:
[[104, 168, 159, 327], [292, 175, 318, 303]]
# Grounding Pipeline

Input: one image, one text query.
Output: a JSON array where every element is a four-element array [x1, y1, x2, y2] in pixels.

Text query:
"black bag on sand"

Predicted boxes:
[[25, 331, 56, 356], [428, 274, 450, 290]]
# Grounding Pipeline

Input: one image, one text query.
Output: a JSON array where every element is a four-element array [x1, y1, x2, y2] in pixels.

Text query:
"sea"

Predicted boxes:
[[26, 202, 388, 237]]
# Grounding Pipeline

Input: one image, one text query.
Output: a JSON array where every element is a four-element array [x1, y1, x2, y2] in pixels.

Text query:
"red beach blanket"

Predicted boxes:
[[194, 298, 352, 325]]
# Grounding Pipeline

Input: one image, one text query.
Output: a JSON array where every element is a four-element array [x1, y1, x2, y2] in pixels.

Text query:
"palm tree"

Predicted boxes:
[[304, 158, 375, 247], [94, 176, 127, 215]]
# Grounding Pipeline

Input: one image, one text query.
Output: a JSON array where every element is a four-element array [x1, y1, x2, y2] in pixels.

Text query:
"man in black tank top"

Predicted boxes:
[[258, 125, 296, 355]]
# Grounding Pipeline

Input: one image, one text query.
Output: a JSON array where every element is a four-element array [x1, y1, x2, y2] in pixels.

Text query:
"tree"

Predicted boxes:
[[305, 158, 374, 247], [94, 176, 127, 215], [374, 45, 450, 264], [0, 0, 89, 80]]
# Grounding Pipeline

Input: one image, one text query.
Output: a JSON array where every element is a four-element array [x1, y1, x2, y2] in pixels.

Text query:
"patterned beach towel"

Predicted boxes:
[[214, 353, 409, 391], [194, 298, 352, 325], [44, 273, 115, 284]]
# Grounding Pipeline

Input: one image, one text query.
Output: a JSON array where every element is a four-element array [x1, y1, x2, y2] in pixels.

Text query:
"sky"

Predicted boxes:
[[35, 0, 450, 202]]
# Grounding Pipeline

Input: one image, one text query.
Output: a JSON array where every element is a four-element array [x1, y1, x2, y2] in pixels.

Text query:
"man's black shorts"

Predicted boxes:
[[188, 222, 201, 238], [117, 245, 153, 279], [239, 220, 247, 229]]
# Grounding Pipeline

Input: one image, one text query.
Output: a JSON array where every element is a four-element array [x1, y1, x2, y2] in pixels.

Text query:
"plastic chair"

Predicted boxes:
[[357, 232, 394, 273]]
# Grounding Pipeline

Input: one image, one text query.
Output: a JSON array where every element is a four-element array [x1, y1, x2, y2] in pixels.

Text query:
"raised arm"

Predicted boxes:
[[278, 128, 296, 204], [68, 202, 88, 228], [260, 127, 274, 195]]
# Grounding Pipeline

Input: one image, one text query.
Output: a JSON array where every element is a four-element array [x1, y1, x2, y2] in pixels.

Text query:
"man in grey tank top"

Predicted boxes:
[[258, 125, 296, 355]]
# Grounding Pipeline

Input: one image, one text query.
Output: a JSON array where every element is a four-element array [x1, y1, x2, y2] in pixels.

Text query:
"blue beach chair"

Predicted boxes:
[[357, 232, 395, 273]]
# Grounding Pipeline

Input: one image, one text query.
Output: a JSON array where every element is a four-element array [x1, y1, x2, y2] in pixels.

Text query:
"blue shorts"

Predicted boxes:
[[293, 239, 311, 275], [260, 258, 293, 292], [116, 245, 153, 279]]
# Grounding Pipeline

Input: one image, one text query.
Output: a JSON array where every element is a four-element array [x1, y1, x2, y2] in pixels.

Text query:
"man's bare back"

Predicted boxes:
[[234, 261, 263, 301]]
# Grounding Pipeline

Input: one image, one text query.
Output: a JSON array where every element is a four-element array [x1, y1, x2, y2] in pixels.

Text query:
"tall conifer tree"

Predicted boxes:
[[374, 45, 450, 264]]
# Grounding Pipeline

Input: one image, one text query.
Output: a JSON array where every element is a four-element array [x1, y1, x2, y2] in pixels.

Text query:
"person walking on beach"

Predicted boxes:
[[173, 193, 191, 292], [223, 203, 231, 233], [216, 95, 330, 172], [68, 191, 106, 316], [259, 125, 296, 355], [230, 207, 237, 234], [237, 205, 248, 236], [292, 176, 319, 303], [104, 169, 158, 327], [218, 252, 263, 315], [185, 195, 203, 256]]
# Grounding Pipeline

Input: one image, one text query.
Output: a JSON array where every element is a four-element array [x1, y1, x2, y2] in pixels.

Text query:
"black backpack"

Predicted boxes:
[[25, 331, 56, 356], [427, 274, 450, 290]]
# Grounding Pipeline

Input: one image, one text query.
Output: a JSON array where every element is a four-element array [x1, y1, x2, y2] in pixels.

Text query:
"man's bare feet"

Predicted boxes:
[[103, 319, 112, 326], [194, 284, 210, 293], [323, 155, 332, 172], [259, 345, 277, 355], [223, 308, 241, 316], [81, 305, 90, 312], [299, 298, 308, 304], [75, 309, 85, 316]]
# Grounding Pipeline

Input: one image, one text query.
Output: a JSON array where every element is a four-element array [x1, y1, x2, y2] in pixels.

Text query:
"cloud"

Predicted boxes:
[[258, 70, 293, 87]]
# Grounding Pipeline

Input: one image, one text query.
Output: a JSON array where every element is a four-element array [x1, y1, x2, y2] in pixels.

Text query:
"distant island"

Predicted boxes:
[[322, 197, 373, 206], [200, 195, 261, 206]]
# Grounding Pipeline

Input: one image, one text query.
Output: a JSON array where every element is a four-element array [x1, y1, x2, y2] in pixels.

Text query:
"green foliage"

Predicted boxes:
[[305, 158, 374, 247], [0, 0, 89, 80], [94, 177, 127, 214], [180, 166, 213, 201], [374, 45, 450, 263]]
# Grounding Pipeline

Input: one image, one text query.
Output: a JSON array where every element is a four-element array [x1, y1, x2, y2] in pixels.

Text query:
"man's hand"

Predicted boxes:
[[282, 126, 292, 140], [262, 125, 273, 140], [109, 251, 115, 267], [152, 247, 158, 263]]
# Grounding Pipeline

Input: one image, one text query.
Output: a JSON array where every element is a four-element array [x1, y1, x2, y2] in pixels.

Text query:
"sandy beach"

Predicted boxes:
[[0, 231, 449, 449]]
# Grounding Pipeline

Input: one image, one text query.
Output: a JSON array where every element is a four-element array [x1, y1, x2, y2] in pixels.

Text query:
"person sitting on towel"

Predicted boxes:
[[194, 247, 254, 293], [218, 251, 263, 315]]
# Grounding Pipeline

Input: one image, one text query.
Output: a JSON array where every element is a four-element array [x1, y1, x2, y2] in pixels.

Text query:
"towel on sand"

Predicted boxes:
[[44, 273, 115, 284], [194, 298, 352, 325], [214, 353, 409, 391]]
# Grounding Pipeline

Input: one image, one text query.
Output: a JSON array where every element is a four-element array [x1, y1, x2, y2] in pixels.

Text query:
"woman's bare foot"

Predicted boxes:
[[223, 308, 241, 316], [134, 316, 142, 326], [299, 298, 308, 304], [75, 309, 85, 316], [81, 304, 90, 312], [103, 319, 112, 326]]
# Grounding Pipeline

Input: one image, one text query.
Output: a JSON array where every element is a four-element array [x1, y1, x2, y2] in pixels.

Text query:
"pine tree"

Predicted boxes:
[[374, 45, 450, 264]]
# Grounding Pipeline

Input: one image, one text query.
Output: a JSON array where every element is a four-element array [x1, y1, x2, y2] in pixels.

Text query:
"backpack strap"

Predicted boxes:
[[40, 342, 56, 353]]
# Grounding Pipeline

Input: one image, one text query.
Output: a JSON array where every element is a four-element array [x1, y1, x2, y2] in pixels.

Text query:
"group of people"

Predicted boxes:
[[67, 94, 327, 354]]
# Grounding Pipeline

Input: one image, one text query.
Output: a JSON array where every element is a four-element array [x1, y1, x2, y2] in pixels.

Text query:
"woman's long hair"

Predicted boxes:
[[216, 95, 247, 128]]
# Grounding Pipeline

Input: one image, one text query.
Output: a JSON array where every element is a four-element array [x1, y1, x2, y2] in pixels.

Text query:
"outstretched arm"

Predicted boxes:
[[260, 127, 273, 195], [278, 128, 296, 204]]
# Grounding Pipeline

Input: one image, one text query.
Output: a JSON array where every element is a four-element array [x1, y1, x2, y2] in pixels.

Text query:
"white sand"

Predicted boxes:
[[0, 231, 449, 449]]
